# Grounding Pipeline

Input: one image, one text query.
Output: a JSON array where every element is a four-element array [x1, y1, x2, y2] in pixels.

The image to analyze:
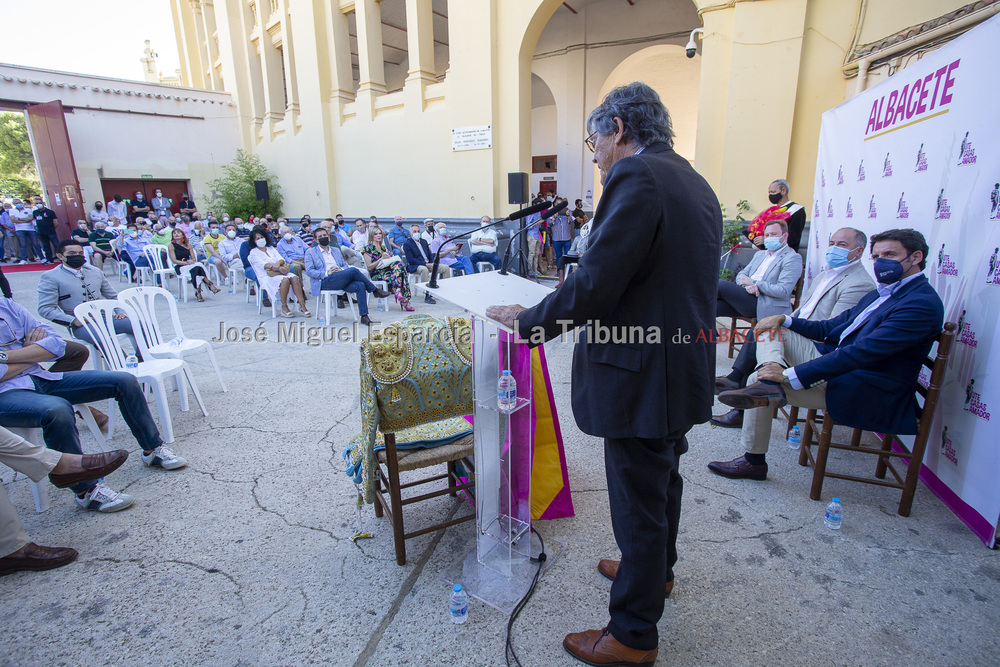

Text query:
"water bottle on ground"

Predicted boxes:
[[497, 370, 517, 413], [318, 314, 326, 324], [788, 425, 802, 450], [824, 498, 843, 530], [125, 354, 139, 374], [449, 584, 468, 624]]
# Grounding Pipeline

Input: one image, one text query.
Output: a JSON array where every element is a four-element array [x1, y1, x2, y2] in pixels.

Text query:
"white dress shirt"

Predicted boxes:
[[749, 250, 780, 282], [796, 260, 857, 319]]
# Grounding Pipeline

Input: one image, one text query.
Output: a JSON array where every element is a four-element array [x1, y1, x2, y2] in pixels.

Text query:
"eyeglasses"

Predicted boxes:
[[585, 131, 598, 153]]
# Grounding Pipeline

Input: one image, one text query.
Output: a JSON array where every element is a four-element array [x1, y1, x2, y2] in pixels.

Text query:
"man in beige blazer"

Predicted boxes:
[[712, 227, 875, 427]]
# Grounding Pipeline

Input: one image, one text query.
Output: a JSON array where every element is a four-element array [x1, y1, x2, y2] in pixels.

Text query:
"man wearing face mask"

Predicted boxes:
[[766, 179, 805, 252], [151, 190, 171, 218], [304, 227, 390, 326], [88, 201, 109, 227], [131, 191, 151, 220], [429, 222, 476, 276], [178, 193, 196, 217], [106, 195, 128, 223], [88, 221, 117, 271], [10, 199, 40, 264], [717, 218, 803, 323], [32, 198, 61, 264], [116, 222, 151, 281], [469, 215, 502, 271], [276, 225, 308, 278], [202, 220, 228, 280], [710, 228, 944, 481], [151, 218, 172, 246], [712, 227, 875, 428], [1, 202, 19, 263], [402, 224, 449, 303]]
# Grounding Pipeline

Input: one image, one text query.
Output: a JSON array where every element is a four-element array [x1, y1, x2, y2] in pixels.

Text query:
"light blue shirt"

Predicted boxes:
[[218, 237, 242, 263], [121, 235, 148, 261], [277, 235, 307, 262], [334, 228, 353, 249], [0, 298, 67, 394]]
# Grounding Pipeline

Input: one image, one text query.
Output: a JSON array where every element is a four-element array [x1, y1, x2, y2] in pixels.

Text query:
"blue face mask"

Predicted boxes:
[[873, 254, 911, 284], [763, 237, 783, 252], [825, 246, 853, 268]]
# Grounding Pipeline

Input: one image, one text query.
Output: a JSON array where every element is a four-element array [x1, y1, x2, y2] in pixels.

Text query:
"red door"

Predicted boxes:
[[25, 101, 83, 241], [538, 181, 557, 197]]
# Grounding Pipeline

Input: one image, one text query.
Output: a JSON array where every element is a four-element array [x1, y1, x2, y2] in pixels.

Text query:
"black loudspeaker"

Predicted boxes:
[[507, 172, 529, 205], [254, 180, 270, 201]]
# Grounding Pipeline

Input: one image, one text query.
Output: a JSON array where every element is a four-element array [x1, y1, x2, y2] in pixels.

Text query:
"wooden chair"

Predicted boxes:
[[727, 316, 756, 359], [797, 322, 956, 516]]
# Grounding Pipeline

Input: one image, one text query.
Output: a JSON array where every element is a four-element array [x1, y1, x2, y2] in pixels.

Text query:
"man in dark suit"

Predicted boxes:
[[402, 224, 449, 304], [709, 228, 943, 480], [487, 82, 720, 666]]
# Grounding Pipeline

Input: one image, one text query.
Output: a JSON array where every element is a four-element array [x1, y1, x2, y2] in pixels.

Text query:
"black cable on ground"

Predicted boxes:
[[505, 526, 547, 667]]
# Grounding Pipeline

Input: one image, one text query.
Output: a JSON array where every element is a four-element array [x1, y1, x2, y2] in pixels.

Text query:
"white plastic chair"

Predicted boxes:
[[476, 261, 495, 273], [317, 290, 357, 323], [370, 280, 390, 313], [142, 245, 175, 292], [74, 300, 207, 444], [163, 245, 210, 303], [117, 286, 228, 392]]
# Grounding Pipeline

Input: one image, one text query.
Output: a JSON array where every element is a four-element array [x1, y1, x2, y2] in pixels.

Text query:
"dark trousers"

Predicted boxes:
[[717, 279, 758, 319], [605, 431, 687, 651], [729, 337, 756, 387], [38, 231, 59, 263], [320, 268, 376, 316], [0, 265, 10, 299]]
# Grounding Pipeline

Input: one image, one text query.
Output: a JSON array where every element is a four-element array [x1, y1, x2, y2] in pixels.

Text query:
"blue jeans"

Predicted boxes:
[[553, 240, 572, 265], [15, 230, 41, 262], [447, 256, 475, 275], [38, 231, 59, 263], [0, 371, 163, 494], [471, 252, 502, 272], [320, 268, 376, 316]]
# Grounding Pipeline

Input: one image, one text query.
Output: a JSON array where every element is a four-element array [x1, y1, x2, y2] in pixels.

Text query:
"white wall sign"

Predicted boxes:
[[451, 125, 492, 152]]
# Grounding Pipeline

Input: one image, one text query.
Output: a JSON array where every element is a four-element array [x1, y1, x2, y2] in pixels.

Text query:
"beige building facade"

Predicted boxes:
[[170, 0, 1000, 221]]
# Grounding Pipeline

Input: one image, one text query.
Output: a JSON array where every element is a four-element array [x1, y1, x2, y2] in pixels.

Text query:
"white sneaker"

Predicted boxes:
[[141, 445, 187, 470], [19, 260, 28, 265], [76, 482, 134, 512]]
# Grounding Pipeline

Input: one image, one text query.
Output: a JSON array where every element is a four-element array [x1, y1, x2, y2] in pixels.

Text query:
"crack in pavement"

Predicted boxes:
[[251, 469, 344, 542], [88, 557, 245, 601], [352, 502, 461, 667], [186, 466, 257, 484], [685, 477, 744, 502], [693, 523, 807, 544]]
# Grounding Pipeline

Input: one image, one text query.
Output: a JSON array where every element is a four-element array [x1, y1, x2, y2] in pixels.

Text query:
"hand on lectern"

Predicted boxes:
[[485, 304, 527, 330]]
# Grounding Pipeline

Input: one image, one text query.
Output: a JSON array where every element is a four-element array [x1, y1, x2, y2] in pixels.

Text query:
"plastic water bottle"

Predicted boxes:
[[824, 498, 843, 530], [788, 425, 802, 450], [170, 337, 184, 348], [497, 370, 517, 413], [125, 354, 139, 374], [449, 584, 468, 624], [318, 314, 326, 324]]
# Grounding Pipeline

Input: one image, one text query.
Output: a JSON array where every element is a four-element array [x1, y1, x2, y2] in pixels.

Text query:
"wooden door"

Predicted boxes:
[[25, 101, 82, 241]]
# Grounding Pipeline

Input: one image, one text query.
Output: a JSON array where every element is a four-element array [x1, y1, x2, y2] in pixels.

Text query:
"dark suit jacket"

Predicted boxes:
[[403, 238, 434, 272], [789, 273, 943, 435], [517, 142, 721, 439]]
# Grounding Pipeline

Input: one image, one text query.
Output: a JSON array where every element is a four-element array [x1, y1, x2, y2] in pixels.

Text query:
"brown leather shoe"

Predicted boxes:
[[48, 450, 129, 489], [564, 627, 657, 666], [707, 455, 768, 480], [718, 381, 786, 410], [88, 407, 109, 433], [597, 559, 674, 598], [0, 543, 78, 576], [714, 376, 740, 394], [710, 408, 744, 429]]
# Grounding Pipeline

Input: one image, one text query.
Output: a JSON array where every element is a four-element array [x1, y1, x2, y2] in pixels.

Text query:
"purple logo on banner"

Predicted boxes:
[[989, 182, 999, 220], [883, 152, 893, 177], [813, 200, 820, 218], [868, 195, 877, 219], [857, 160, 866, 182], [958, 131, 977, 165], [896, 193, 909, 219], [935, 189, 952, 219], [915, 144, 928, 172], [837, 165, 844, 185], [957, 312, 978, 348], [964, 378, 990, 421], [846, 197, 854, 218], [988, 247, 1000, 285], [940, 425, 958, 465], [822, 169, 827, 187], [827, 200, 834, 217], [937, 244, 958, 276]]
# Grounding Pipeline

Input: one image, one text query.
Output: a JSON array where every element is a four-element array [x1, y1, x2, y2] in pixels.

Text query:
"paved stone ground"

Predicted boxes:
[[2, 267, 999, 666]]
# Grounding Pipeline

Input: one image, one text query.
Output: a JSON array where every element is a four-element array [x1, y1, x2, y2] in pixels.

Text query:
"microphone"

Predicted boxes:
[[499, 200, 568, 275], [427, 202, 552, 288]]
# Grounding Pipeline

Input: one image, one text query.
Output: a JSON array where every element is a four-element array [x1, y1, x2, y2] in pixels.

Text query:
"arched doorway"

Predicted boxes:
[[531, 73, 558, 200]]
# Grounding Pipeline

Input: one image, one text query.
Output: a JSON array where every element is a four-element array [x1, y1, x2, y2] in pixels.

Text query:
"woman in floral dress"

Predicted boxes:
[[362, 227, 413, 311]]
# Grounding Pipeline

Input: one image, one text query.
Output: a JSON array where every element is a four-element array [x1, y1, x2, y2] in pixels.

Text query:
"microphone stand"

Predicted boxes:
[[426, 217, 513, 289], [499, 217, 548, 276]]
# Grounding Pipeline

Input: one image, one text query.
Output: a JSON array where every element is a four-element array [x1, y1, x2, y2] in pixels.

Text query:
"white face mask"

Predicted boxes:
[[210, 229, 219, 237], [283, 233, 293, 241], [255, 238, 267, 248], [439, 227, 447, 235], [226, 230, 237, 239], [129, 230, 138, 238], [222, 217, 230, 222]]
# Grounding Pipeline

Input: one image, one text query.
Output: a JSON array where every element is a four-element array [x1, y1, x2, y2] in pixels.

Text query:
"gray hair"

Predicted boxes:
[[771, 179, 790, 195], [844, 227, 867, 250], [586, 82, 673, 149]]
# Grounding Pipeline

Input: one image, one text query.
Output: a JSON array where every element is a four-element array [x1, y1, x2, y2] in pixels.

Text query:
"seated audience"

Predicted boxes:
[[430, 222, 475, 276], [88, 201, 109, 227], [88, 221, 117, 271], [712, 227, 875, 428], [388, 216, 408, 258], [0, 428, 130, 575], [351, 219, 367, 247], [469, 215, 502, 271], [403, 224, 448, 303], [297, 217, 315, 247], [304, 227, 389, 326], [362, 226, 413, 311], [248, 228, 308, 317], [276, 225, 308, 277], [717, 218, 802, 321], [332, 218, 353, 249], [202, 219, 228, 280], [420, 218, 438, 246], [151, 220, 172, 246], [168, 228, 219, 301], [116, 222, 150, 280], [708, 228, 943, 481], [0, 298, 187, 511]]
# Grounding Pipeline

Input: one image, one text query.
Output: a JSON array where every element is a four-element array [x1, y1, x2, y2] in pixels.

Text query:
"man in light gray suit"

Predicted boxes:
[[717, 218, 803, 321], [37, 239, 139, 353], [713, 227, 875, 427]]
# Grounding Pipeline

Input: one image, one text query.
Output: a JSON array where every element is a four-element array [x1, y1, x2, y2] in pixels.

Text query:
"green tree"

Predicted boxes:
[[0, 111, 41, 198], [205, 149, 283, 219]]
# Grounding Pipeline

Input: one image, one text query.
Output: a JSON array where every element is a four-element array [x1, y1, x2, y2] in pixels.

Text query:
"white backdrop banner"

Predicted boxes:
[[809, 15, 1000, 546]]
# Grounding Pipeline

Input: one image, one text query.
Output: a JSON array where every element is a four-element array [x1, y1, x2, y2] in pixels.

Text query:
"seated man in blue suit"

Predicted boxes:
[[304, 227, 389, 326], [708, 228, 944, 480], [402, 224, 450, 305]]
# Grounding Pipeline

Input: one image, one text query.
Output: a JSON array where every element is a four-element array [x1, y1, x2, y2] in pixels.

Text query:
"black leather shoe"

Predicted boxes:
[[372, 288, 390, 298], [261, 297, 272, 308], [719, 381, 786, 410], [360, 315, 376, 326], [707, 455, 768, 480], [710, 409, 744, 429], [715, 376, 740, 394], [424, 294, 437, 304], [337, 296, 348, 308]]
